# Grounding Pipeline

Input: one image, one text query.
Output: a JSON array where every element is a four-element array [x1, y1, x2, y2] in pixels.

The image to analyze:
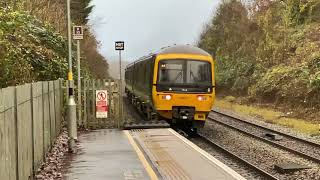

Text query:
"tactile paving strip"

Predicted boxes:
[[130, 130, 191, 180]]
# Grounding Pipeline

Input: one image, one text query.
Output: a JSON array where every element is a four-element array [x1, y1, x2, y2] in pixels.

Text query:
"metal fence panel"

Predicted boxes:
[[16, 84, 33, 180], [32, 82, 44, 171], [81, 79, 119, 129]]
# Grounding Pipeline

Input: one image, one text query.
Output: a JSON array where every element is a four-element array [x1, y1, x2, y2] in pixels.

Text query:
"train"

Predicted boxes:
[[124, 45, 215, 130]]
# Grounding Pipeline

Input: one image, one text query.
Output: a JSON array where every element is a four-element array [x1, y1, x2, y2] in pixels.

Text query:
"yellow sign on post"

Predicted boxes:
[[68, 71, 73, 81]]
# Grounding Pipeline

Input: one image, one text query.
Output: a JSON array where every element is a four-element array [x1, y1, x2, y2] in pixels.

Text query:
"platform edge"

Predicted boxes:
[[168, 129, 246, 180], [124, 130, 159, 180]]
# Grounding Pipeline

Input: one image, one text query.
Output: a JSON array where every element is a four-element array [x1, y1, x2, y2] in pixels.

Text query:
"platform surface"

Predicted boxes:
[[129, 128, 245, 180], [63, 128, 245, 180], [63, 129, 150, 180]]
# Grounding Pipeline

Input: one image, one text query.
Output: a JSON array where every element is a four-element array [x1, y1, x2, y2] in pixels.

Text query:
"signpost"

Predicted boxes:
[[96, 90, 109, 118], [115, 41, 124, 128], [73, 26, 84, 40], [115, 41, 124, 51], [73, 26, 83, 127]]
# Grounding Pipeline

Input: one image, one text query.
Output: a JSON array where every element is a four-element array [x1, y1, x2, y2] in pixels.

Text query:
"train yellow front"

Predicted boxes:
[[125, 45, 215, 130]]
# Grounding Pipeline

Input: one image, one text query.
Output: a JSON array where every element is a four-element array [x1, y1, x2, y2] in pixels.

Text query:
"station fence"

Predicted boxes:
[[0, 79, 64, 180], [77, 79, 121, 129]]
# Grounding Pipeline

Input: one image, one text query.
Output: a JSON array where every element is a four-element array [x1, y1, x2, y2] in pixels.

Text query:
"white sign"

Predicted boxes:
[[96, 90, 108, 118], [115, 41, 124, 50], [73, 26, 84, 40]]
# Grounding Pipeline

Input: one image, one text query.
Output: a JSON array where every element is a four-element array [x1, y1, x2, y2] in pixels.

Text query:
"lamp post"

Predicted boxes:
[[67, 0, 77, 152]]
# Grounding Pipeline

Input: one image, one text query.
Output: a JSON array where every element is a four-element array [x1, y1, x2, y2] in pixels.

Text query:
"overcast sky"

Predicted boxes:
[[88, 0, 220, 62]]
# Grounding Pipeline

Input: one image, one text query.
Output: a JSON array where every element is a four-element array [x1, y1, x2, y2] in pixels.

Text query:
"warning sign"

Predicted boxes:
[[96, 90, 108, 118]]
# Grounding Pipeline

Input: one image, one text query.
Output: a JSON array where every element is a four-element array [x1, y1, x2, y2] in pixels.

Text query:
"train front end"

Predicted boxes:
[[152, 52, 215, 129]]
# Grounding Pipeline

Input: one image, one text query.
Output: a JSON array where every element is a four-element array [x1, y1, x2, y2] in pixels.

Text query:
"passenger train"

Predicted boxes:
[[125, 45, 215, 130]]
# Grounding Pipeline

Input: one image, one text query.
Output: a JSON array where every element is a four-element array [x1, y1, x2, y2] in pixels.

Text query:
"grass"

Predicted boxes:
[[214, 98, 320, 137]]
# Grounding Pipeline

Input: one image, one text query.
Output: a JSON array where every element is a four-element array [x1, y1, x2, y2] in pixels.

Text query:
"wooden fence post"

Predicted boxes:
[[83, 79, 87, 128]]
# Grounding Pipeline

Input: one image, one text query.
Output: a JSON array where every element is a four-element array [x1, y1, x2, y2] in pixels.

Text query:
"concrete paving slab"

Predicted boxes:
[[129, 129, 245, 180], [63, 129, 150, 180]]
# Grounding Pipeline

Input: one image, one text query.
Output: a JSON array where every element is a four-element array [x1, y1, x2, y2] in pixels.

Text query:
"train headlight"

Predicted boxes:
[[197, 95, 207, 101], [162, 94, 172, 100]]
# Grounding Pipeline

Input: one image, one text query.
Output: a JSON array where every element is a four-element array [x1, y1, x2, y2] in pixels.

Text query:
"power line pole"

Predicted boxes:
[[67, 0, 77, 153]]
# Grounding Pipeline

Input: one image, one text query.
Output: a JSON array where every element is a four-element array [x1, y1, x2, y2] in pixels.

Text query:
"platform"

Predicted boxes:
[[63, 129, 245, 180]]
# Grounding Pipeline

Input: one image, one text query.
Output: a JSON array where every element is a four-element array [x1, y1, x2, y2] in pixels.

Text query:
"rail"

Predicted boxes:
[[209, 110, 320, 164]]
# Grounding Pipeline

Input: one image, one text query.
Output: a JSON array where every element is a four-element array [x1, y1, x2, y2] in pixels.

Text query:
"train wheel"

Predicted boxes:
[[191, 128, 197, 135], [146, 107, 152, 121]]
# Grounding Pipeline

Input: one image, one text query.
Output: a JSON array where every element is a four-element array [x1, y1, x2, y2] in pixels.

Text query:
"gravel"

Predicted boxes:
[[190, 137, 267, 180], [35, 129, 69, 180], [200, 120, 320, 180], [214, 107, 320, 144], [209, 111, 320, 163], [123, 96, 147, 123]]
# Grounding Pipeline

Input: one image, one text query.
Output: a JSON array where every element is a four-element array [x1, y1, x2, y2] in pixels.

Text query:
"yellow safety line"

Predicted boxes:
[[124, 131, 159, 180]]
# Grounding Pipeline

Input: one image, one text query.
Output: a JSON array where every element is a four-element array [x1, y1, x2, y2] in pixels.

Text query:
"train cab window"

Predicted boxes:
[[157, 59, 212, 93], [158, 63, 183, 83], [158, 60, 211, 84], [187, 61, 211, 83]]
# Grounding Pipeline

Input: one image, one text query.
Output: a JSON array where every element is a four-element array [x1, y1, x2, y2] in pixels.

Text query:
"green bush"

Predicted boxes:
[[249, 60, 320, 106], [0, 8, 68, 88]]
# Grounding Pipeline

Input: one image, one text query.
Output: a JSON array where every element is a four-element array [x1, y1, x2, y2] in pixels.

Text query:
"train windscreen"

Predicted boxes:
[[157, 59, 212, 93]]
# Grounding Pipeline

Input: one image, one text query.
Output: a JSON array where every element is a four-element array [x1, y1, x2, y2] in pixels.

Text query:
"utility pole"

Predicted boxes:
[[67, 0, 77, 153]]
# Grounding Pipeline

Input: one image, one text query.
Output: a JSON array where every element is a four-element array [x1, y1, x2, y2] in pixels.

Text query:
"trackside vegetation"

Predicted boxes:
[[0, 0, 110, 88], [0, 9, 68, 87], [198, 0, 320, 114]]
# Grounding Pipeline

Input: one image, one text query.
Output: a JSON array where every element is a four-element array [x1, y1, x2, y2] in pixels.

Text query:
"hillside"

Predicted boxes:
[[198, 0, 320, 115]]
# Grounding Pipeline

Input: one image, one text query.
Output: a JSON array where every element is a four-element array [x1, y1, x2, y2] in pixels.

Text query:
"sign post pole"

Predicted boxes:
[[119, 50, 122, 128], [77, 40, 81, 126], [66, 0, 77, 152], [115, 41, 124, 128], [73, 26, 84, 127]]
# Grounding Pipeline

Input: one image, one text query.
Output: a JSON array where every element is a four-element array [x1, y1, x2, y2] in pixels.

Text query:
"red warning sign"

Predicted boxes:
[[97, 92, 107, 101], [96, 90, 108, 118]]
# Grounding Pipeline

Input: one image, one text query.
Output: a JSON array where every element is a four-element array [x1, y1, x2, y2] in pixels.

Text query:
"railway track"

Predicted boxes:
[[209, 110, 320, 164], [196, 134, 279, 180]]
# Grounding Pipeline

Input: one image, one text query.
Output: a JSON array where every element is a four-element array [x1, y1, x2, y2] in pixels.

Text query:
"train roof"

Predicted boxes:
[[157, 45, 211, 56], [126, 45, 211, 69]]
